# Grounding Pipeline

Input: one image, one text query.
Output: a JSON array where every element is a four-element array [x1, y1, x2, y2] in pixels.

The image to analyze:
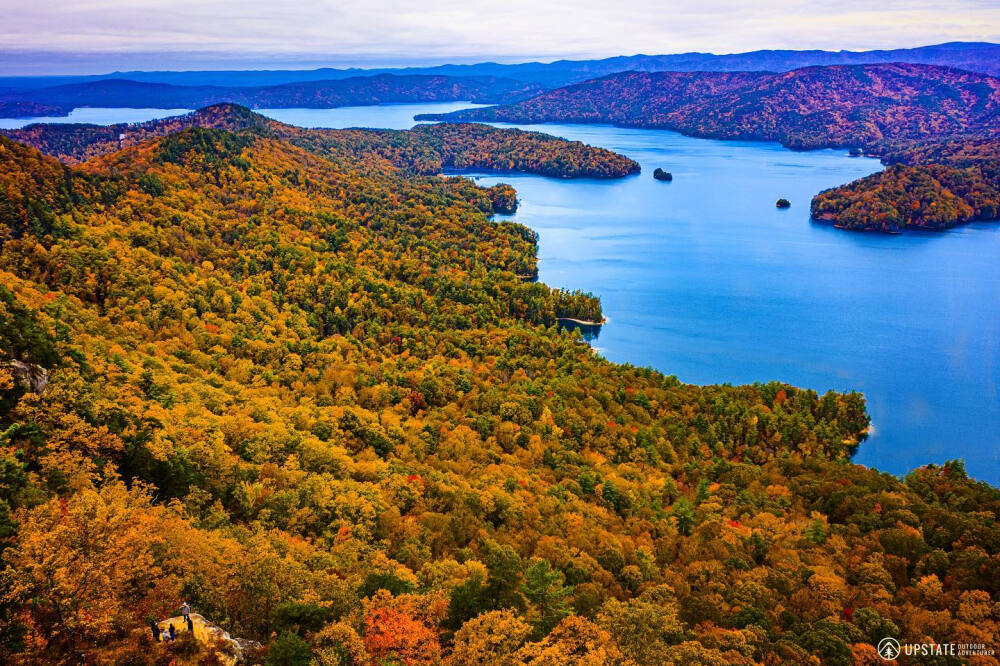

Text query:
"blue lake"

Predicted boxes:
[[0, 107, 192, 129], [259, 102, 487, 128], [8, 103, 1000, 484], [0, 102, 482, 130]]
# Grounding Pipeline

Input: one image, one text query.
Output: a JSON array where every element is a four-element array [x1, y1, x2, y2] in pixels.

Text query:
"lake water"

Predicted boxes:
[[0, 102, 483, 130], [258, 102, 487, 128], [8, 103, 1000, 484], [0, 107, 192, 129]]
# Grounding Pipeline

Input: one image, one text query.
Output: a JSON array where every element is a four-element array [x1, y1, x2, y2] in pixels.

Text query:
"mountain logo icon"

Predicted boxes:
[[878, 637, 901, 661]]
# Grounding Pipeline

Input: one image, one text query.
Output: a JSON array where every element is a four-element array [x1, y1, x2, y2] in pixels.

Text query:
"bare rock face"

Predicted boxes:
[[7, 360, 51, 394], [156, 614, 262, 664]]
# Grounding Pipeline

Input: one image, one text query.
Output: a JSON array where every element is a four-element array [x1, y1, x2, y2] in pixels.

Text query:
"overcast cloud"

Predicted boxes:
[[1, 0, 998, 74]]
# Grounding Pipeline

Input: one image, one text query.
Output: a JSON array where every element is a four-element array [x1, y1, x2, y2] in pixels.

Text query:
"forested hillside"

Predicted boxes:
[[2, 104, 271, 163], [0, 101, 70, 119], [811, 161, 1000, 230], [2, 104, 640, 179], [0, 113, 998, 665], [882, 137, 1000, 167], [420, 64, 1000, 151], [812, 138, 1000, 231]]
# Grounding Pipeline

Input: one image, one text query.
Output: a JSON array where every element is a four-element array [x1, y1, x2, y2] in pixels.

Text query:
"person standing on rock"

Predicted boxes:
[[169, 624, 176, 641], [181, 601, 191, 622], [150, 619, 160, 642], [186, 614, 194, 634]]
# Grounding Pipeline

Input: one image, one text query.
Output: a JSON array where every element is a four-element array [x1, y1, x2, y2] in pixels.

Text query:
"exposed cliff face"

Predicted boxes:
[[5, 359, 51, 394], [156, 614, 261, 665]]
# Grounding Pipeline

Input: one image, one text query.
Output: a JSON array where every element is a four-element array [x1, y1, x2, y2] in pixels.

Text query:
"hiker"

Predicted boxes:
[[169, 624, 176, 641], [186, 615, 194, 633], [150, 619, 160, 642], [181, 601, 191, 621], [160, 627, 170, 643]]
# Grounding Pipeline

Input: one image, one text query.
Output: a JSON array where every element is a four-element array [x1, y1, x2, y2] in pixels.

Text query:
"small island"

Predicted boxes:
[[487, 183, 518, 214], [776, 198, 791, 208], [653, 167, 673, 181]]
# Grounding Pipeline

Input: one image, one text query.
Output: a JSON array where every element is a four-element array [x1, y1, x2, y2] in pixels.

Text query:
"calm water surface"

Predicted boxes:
[[9, 103, 999, 483], [0, 102, 483, 131], [0, 107, 191, 129], [258, 102, 488, 128]]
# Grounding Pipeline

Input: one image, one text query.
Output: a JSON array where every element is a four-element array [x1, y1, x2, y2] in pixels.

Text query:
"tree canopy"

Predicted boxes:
[[0, 111, 997, 665]]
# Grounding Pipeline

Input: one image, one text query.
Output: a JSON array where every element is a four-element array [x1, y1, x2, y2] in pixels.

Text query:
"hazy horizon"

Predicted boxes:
[[2, 0, 998, 75], [1, 40, 998, 79]]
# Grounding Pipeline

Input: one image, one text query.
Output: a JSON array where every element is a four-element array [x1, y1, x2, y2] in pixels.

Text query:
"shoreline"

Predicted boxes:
[[557, 316, 605, 326]]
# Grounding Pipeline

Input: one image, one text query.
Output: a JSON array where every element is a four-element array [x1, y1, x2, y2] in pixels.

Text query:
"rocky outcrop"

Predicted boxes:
[[6, 360, 51, 394], [156, 613, 261, 665]]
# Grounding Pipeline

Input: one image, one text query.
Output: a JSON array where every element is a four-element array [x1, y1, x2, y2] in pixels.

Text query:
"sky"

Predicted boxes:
[[1, 0, 998, 75]]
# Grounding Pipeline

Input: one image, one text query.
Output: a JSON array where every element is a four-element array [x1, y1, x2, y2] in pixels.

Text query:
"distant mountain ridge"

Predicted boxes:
[[1, 42, 997, 91], [0, 74, 542, 118], [421, 63, 1000, 151]]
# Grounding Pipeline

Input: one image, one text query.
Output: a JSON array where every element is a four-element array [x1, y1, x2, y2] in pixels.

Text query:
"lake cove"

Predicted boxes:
[[466, 120, 1000, 485]]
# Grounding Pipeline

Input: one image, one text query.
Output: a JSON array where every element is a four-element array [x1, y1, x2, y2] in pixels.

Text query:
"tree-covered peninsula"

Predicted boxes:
[[811, 139, 1000, 231], [2, 104, 640, 180]]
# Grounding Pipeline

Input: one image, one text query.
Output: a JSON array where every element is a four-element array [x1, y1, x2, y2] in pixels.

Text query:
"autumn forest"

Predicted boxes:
[[0, 9, 999, 659], [0, 93, 998, 666]]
